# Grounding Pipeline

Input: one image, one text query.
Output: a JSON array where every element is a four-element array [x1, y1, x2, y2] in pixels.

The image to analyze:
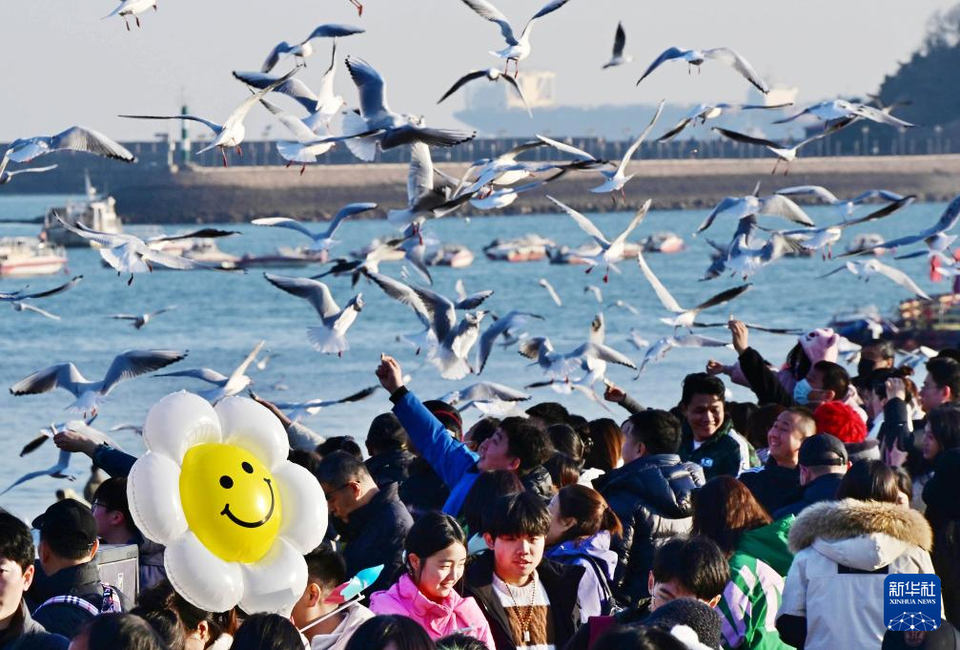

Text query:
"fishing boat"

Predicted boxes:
[[237, 247, 328, 269], [0, 237, 68, 277], [425, 244, 474, 268], [39, 174, 122, 248], [484, 234, 556, 262], [641, 232, 686, 254]]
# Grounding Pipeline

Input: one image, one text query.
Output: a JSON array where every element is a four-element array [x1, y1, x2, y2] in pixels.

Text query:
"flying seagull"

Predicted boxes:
[[155, 341, 265, 403], [109, 306, 177, 330], [253, 203, 377, 252], [711, 127, 829, 174], [774, 99, 915, 130], [458, 0, 576, 77], [519, 336, 636, 379], [477, 311, 544, 374], [637, 335, 732, 375], [0, 127, 135, 179], [438, 69, 532, 117], [260, 24, 364, 73], [602, 22, 632, 69], [822, 259, 930, 300], [10, 349, 187, 416], [656, 103, 792, 142], [0, 274, 82, 320], [264, 273, 363, 355], [774, 185, 907, 218], [438, 381, 531, 416], [102, 0, 157, 30], [696, 185, 814, 235], [20, 417, 122, 457], [386, 142, 469, 234], [267, 386, 379, 422], [256, 97, 364, 173], [0, 164, 58, 186], [589, 102, 664, 198], [538, 278, 562, 306], [840, 194, 960, 258], [0, 450, 74, 496], [637, 47, 769, 93]]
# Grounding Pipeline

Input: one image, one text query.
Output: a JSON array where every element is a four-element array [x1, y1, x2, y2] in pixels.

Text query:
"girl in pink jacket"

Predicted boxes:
[[370, 512, 495, 650]]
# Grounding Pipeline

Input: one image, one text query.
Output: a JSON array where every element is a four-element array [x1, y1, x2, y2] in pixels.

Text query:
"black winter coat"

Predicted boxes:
[[26, 560, 132, 640], [593, 454, 705, 606], [923, 448, 960, 626], [739, 458, 802, 514]]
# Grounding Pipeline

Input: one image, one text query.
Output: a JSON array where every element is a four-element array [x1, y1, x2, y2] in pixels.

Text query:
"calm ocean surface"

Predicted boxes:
[[0, 193, 947, 520]]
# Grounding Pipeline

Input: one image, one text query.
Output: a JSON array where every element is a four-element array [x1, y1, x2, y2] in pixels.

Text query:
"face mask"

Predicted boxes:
[[794, 379, 813, 405]]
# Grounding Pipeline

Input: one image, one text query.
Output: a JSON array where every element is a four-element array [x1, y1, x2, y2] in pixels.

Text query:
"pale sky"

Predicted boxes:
[[0, 0, 954, 141]]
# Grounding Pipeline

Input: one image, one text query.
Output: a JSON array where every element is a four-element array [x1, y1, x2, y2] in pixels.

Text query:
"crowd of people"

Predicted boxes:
[[2, 320, 960, 650]]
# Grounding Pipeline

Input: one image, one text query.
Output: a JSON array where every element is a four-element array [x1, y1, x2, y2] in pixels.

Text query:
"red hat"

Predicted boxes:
[[813, 401, 867, 443]]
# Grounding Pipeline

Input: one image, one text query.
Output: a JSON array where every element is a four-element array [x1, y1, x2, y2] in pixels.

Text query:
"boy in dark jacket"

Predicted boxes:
[[676, 373, 747, 480]]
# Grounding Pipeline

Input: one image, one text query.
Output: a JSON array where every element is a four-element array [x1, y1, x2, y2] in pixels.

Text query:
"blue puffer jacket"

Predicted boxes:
[[545, 531, 619, 622]]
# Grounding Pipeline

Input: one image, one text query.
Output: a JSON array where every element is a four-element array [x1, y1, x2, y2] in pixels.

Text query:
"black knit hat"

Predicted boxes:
[[642, 598, 723, 650]]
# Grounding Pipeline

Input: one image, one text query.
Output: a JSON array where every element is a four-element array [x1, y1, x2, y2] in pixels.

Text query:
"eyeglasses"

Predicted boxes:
[[323, 483, 351, 501]]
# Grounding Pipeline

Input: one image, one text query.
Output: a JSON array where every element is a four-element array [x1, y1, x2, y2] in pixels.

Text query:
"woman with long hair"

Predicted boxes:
[[370, 512, 494, 649], [544, 484, 622, 621], [692, 477, 793, 650]]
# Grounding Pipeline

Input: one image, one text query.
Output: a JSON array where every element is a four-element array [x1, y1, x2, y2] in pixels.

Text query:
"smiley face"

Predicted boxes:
[[179, 443, 282, 563]]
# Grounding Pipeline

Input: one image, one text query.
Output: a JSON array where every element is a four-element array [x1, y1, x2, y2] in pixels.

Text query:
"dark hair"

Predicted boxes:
[[482, 491, 551, 539], [681, 373, 725, 406], [231, 613, 304, 650], [814, 360, 851, 398], [745, 404, 786, 450], [345, 614, 437, 650], [0, 512, 34, 572], [500, 417, 553, 472], [464, 418, 499, 451], [138, 609, 186, 650], [584, 418, 623, 472], [546, 423, 585, 462], [544, 453, 581, 490], [316, 450, 371, 487], [80, 613, 166, 650], [867, 368, 918, 406], [566, 414, 591, 442], [643, 598, 724, 650], [462, 470, 523, 535], [592, 625, 688, 650], [928, 403, 960, 451], [423, 400, 463, 439], [836, 459, 900, 503], [436, 632, 488, 650], [525, 402, 569, 426], [893, 467, 913, 500], [405, 512, 466, 581], [288, 449, 322, 475], [864, 340, 896, 360], [554, 484, 622, 543], [927, 357, 960, 395], [317, 436, 363, 460], [784, 406, 817, 437], [937, 349, 960, 364], [692, 477, 772, 555], [652, 536, 730, 600], [305, 545, 347, 591], [92, 477, 134, 533], [134, 579, 228, 641], [625, 409, 682, 455], [366, 412, 408, 455], [786, 342, 813, 381]]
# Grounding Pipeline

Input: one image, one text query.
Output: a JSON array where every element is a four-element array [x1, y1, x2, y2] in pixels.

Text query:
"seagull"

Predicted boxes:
[[21, 418, 124, 458], [341, 57, 477, 162], [538, 278, 562, 306], [265, 385, 378, 422], [0, 275, 82, 320], [636, 249, 750, 329], [822, 259, 930, 300], [256, 97, 360, 173], [458, 0, 576, 77], [461, 140, 548, 191], [253, 203, 377, 251], [637, 47, 769, 93], [774, 99, 915, 130], [233, 69, 323, 114], [628, 328, 649, 350], [0, 450, 74, 496], [711, 127, 829, 174], [588, 102, 664, 198], [109, 306, 177, 330], [102, 0, 157, 30], [610, 299, 641, 316], [469, 171, 565, 210], [119, 67, 300, 167], [656, 103, 792, 142], [637, 335, 732, 375], [264, 274, 363, 355], [0, 127, 135, 179], [155, 341, 265, 403], [438, 69, 532, 117], [840, 194, 960, 258], [455, 279, 496, 309], [548, 196, 652, 281], [254, 351, 277, 371], [10, 349, 187, 416], [363, 270, 439, 354], [518, 336, 637, 379], [584, 285, 603, 303], [602, 21, 632, 69], [438, 382, 531, 416], [477, 311, 544, 374], [707, 219, 803, 279], [696, 185, 814, 235], [386, 143, 469, 233], [20, 416, 96, 456], [260, 24, 364, 73], [774, 185, 908, 218], [0, 164, 58, 186], [56, 218, 240, 285]]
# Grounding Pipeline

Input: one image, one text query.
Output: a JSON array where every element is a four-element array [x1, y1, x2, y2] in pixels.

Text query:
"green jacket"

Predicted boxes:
[[717, 552, 794, 650], [737, 517, 795, 577], [678, 420, 745, 481]]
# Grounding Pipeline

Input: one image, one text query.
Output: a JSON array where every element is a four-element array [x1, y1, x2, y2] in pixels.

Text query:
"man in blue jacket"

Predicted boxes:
[[375, 354, 553, 516]]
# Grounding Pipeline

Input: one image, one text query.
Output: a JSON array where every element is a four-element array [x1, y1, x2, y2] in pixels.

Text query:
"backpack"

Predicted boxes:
[[34, 583, 123, 619], [567, 552, 624, 617]]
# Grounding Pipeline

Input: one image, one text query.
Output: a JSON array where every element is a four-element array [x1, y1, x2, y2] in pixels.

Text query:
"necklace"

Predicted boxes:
[[503, 572, 537, 644]]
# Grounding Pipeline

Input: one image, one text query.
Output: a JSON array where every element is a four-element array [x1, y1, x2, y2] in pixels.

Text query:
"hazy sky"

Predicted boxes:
[[0, 0, 954, 141]]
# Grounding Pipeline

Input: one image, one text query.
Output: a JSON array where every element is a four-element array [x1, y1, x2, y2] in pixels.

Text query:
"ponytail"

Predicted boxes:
[[555, 485, 622, 544]]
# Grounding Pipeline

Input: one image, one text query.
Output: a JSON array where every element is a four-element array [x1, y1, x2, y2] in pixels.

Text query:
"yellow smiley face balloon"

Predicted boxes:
[[179, 443, 282, 563]]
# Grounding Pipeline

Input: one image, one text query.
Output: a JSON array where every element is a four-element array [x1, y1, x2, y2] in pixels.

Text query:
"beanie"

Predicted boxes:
[[813, 400, 867, 443]]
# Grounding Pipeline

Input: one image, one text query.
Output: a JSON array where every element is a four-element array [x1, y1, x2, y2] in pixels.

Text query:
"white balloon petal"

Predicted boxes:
[[217, 397, 288, 471], [274, 463, 327, 554], [143, 391, 222, 464], [165, 532, 244, 613], [127, 453, 187, 545], [239, 538, 307, 616]]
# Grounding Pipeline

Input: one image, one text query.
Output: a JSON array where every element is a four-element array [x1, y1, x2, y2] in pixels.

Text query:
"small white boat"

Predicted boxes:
[[642, 232, 686, 254], [40, 174, 123, 248], [426, 244, 474, 268], [0, 237, 68, 277], [484, 234, 556, 262]]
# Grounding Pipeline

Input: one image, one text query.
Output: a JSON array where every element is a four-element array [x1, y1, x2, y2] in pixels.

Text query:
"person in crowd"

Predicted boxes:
[[525, 403, 570, 429], [590, 626, 689, 650], [364, 413, 415, 487], [919, 356, 960, 415], [777, 460, 937, 650], [69, 613, 166, 650], [89, 477, 166, 590], [922, 403, 960, 625], [376, 355, 553, 517], [316, 451, 413, 595], [595, 409, 704, 605], [868, 373, 924, 472], [772, 433, 850, 519], [462, 471, 524, 555], [318, 437, 364, 461], [250, 392, 327, 452], [230, 613, 305, 650], [370, 512, 494, 649], [807, 360, 867, 421], [677, 373, 751, 480], [26, 499, 131, 639], [739, 407, 816, 513], [546, 424, 585, 466], [581, 418, 623, 480], [137, 608, 185, 650], [291, 546, 374, 650], [399, 400, 462, 519], [464, 491, 583, 650], [693, 477, 793, 650], [640, 597, 726, 650], [133, 579, 235, 650], [858, 339, 896, 375], [344, 615, 437, 650], [742, 405, 786, 466], [544, 453, 581, 492], [544, 484, 621, 621], [436, 632, 489, 650], [0, 512, 68, 650], [464, 419, 500, 454], [812, 399, 867, 443]]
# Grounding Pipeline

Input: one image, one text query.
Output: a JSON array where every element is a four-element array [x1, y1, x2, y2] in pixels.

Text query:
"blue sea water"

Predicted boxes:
[[0, 193, 947, 521]]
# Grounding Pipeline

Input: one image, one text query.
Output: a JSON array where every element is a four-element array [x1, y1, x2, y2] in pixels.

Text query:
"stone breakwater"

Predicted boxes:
[[82, 154, 960, 223]]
